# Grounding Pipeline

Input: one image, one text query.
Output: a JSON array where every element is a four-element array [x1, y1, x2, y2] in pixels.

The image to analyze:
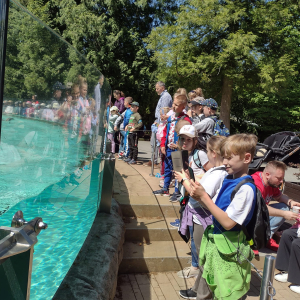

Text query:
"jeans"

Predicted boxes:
[[119, 130, 126, 153], [189, 225, 199, 268], [269, 202, 290, 236], [151, 131, 158, 164], [163, 148, 178, 192]]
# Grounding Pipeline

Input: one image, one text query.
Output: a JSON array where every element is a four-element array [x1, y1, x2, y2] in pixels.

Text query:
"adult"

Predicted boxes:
[[149, 81, 173, 165], [113, 90, 125, 113], [94, 75, 104, 115], [251, 161, 300, 251]]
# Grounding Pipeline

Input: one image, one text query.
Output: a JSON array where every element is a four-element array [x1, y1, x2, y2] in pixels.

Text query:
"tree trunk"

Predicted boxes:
[[220, 76, 233, 130]]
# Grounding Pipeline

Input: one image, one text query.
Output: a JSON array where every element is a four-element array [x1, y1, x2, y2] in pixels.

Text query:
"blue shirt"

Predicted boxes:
[[213, 175, 256, 234], [155, 90, 173, 123], [123, 107, 133, 127]]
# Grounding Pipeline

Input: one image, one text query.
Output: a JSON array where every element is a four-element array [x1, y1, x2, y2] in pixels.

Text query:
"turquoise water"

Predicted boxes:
[[0, 117, 102, 299]]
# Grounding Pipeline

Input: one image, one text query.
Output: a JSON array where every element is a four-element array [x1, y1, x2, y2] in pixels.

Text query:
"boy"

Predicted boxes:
[[115, 97, 133, 160], [193, 98, 218, 136], [124, 101, 143, 164], [180, 134, 257, 300], [190, 96, 205, 125], [153, 93, 192, 197]]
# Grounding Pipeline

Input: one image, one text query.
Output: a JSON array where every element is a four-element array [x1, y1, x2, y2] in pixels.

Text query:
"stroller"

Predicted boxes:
[[249, 131, 300, 173]]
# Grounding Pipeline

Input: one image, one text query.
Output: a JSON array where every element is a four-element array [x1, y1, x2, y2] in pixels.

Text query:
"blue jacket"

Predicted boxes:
[[123, 107, 132, 127]]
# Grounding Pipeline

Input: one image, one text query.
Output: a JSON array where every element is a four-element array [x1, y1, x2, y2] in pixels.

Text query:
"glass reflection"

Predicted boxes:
[[0, 1, 111, 299]]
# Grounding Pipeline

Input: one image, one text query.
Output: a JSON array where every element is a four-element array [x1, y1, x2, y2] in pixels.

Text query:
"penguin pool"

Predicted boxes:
[[0, 116, 103, 299]]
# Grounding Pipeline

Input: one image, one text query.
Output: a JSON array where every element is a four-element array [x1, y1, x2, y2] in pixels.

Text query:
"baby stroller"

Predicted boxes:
[[249, 131, 300, 173]]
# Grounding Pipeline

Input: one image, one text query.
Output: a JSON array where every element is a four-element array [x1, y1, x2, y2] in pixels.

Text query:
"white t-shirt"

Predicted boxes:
[[226, 185, 255, 225], [188, 150, 208, 176], [189, 166, 228, 224]]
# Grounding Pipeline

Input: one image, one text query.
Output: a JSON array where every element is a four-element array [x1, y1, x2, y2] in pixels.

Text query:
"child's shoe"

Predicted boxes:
[[153, 188, 170, 196], [177, 267, 199, 279], [128, 159, 137, 165], [179, 288, 197, 299], [159, 180, 164, 188], [124, 157, 131, 163], [170, 219, 180, 228], [169, 192, 181, 202]]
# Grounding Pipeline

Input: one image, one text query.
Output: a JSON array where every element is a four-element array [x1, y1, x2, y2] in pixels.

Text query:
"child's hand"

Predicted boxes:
[[161, 147, 166, 155], [174, 169, 186, 182], [169, 142, 178, 150], [125, 125, 128, 131], [130, 128, 135, 132], [190, 180, 206, 200], [114, 126, 118, 131]]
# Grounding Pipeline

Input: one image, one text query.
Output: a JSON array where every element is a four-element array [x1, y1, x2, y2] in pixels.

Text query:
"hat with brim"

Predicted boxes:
[[201, 98, 218, 110], [190, 96, 205, 106], [179, 125, 197, 138], [110, 106, 119, 112], [131, 101, 139, 107]]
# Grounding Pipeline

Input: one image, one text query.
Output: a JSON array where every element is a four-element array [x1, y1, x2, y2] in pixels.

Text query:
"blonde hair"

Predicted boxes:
[[195, 87, 204, 97], [176, 88, 188, 98], [174, 94, 188, 105], [188, 87, 204, 101], [125, 97, 133, 104], [207, 136, 226, 156], [220, 134, 257, 159], [265, 161, 287, 172]]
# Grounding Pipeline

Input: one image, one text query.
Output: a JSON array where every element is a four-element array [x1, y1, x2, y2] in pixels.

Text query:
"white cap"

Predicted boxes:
[[110, 106, 119, 112], [179, 125, 197, 138]]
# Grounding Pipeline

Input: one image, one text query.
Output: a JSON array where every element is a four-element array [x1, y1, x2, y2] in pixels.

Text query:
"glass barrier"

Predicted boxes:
[[0, 0, 111, 299]]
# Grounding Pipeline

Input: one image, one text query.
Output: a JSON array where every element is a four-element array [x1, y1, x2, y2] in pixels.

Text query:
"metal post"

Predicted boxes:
[[149, 138, 156, 177], [0, 0, 10, 141], [260, 255, 276, 300]]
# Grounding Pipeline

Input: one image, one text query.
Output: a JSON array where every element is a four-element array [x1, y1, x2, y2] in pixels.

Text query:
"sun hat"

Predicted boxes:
[[110, 106, 119, 112], [179, 125, 197, 138], [201, 98, 218, 110], [190, 96, 205, 106], [131, 101, 139, 107]]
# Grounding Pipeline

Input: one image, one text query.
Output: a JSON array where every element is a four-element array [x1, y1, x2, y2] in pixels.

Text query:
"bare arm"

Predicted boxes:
[[268, 205, 299, 221], [190, 181, 237, 230], [275, 193, 300, 208]]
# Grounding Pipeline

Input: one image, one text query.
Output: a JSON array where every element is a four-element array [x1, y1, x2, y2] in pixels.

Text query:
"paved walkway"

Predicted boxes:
[[113, 141, 300, 300]]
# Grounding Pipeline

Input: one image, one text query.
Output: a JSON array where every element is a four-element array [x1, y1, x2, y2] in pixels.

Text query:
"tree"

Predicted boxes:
[[145, 0, 300, 130]]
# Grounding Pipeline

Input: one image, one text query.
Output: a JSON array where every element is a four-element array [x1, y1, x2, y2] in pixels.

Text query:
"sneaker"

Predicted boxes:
[[290, 285, 300, 294], [169, 192, 181, 202], [177, 267, 199, 279], [124, 158, 131, 163], [274, 272, 288, 283], [252, 250, 259, 256], [266, 238, 279, 252], [118, 155, 124, 160], [159, 180, 164, 188], [153, 189, 170, 196], [179, 288, 197, 299], [170, 220, 180, 228], [128, 159, 137, 165]]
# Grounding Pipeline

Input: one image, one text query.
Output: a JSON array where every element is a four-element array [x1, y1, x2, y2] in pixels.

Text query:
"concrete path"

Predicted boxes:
[[113, 141, 300, 300]]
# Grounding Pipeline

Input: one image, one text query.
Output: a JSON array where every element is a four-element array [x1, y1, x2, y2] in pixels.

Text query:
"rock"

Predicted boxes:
[[53, 199, 125, 300]]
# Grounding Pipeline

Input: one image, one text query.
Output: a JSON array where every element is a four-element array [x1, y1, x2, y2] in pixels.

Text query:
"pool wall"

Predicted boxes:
[[0, 1, 115, 299]]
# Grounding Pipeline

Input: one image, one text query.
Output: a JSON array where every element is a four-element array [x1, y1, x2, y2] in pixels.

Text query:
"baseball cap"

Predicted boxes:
[[201, 98, 218, 110], [110, 106, 119, 112], [190, 96, 205, 106], [179, 125, 197, 138], [131, 101, 139, 107], [53, 81, 65, 90]]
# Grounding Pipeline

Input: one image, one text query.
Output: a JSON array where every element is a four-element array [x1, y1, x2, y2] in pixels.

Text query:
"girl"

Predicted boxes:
[[174, 134, 227, 280]]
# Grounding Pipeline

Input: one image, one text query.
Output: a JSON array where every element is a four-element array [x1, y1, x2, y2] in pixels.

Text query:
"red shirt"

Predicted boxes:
[[251, 171, 281, 205]]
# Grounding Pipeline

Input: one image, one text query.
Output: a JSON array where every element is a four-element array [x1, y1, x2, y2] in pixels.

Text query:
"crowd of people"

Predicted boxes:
[[124, 81, 300, 299], [2, 75, 105, 154]]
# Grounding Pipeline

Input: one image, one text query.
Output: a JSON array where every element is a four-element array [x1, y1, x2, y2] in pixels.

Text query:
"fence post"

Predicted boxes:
[[260, 255, 276, 300]]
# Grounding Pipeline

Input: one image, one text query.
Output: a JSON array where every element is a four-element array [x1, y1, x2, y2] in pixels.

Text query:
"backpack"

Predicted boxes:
[[231, 177, 271, 250], [192, 149, 205, 171], [196, 116, 230, 151], [210, 115, 230, 137]]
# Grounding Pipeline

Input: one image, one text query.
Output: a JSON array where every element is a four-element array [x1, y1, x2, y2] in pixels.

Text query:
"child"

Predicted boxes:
[[190, 96, 205, 125], [179, 134, 257, 300], [153, 93, 192, 197], [107, 106, 119, 153], [115, 97, 133, 159], [174, 134, 227, 279], [124, 101, 143, 164]]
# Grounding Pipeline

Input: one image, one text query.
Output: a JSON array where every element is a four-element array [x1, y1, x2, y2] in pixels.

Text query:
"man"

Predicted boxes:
[[252, 161, 300, 251], [148, 81, 173, 166]]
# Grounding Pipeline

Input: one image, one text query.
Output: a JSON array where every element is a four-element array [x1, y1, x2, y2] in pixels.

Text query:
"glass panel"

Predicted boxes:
[[0, 1, 111, 299]]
